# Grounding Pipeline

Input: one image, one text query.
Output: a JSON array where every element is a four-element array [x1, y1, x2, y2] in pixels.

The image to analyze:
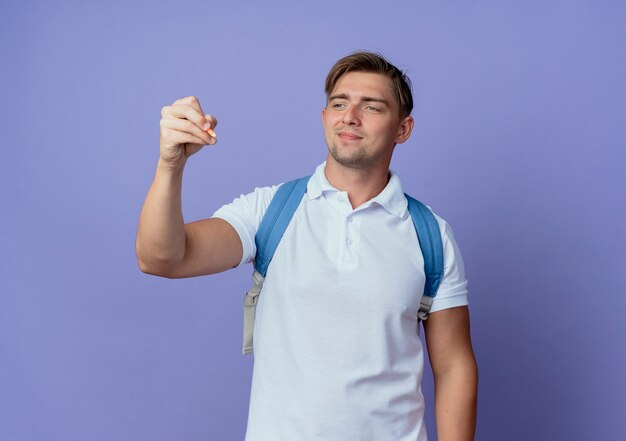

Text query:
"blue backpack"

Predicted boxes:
[[242, 176, 444, 355]]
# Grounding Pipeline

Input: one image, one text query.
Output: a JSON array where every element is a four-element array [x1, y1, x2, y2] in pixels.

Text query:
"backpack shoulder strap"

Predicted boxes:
[[405, 194, 444, 321], [254, 176, 311, 276], [242, 176, 310, 355]]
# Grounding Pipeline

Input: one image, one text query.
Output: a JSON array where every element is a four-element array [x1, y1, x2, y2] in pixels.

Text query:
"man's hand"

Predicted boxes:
[[159, 96, 218, 170]]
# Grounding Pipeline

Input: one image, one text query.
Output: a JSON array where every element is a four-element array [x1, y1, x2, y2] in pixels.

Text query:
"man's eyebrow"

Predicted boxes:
[[328, 93, 389, 106], [362, 97, 389, 106], [328, 93, 349, 101]]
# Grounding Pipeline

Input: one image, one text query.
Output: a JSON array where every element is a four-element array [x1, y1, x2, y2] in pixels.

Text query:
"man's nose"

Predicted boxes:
[[341, 105, 360, 125]]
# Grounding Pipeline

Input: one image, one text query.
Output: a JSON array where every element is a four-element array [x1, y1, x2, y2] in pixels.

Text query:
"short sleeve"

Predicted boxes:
[[428, 216, 469, 313], [211, 185, 280, 267]]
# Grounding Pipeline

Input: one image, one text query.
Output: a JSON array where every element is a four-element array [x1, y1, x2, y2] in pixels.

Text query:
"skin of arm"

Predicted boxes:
[[423, 305, 478, 441], [135, 96, 243, 278]]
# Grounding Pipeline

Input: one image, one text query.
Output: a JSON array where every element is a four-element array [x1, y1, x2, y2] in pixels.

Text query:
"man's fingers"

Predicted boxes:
[[161, 102, 217, 139], [201, 115, 218, 142], [173, 96, 205, 116], [161, 118, 213, 145], [164, 97, 218, 143], [203, 114, 218, 130], [164, 128, 212, 148], [164, 104, 206, 129]]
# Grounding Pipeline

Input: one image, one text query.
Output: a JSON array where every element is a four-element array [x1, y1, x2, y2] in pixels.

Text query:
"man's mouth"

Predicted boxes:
[[337, 131, 363, 140]]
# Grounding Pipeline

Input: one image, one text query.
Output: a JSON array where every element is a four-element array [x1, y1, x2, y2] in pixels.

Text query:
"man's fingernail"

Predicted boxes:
[[203, 122, 212, 130]]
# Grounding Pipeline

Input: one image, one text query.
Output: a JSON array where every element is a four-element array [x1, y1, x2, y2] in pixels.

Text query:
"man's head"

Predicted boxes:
[[322, 52, 415, 172], [325, 51, 413, 120]]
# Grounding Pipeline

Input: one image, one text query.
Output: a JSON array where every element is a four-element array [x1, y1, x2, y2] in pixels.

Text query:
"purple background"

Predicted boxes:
[[2, 1, 625, 440]]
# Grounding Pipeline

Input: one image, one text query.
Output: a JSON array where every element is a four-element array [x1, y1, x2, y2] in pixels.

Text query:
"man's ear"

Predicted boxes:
[[395, 115, 414, 144]]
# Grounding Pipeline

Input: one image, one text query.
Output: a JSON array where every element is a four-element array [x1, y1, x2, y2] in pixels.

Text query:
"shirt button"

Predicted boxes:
[[347, 239, 353, 245], [348, 217, 353, 223]]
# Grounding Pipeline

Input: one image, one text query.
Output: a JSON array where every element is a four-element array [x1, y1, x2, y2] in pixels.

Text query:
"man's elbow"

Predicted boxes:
[[135, 252, 184, 279], [432, 348, 478, 380], [136, 257, 158, 276]]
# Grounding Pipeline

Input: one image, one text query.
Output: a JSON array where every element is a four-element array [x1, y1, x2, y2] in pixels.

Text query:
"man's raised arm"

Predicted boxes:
[[135, 96, 242, 278]]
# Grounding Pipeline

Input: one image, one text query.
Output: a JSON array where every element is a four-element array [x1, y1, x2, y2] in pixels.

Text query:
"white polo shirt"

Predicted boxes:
[[213, 162, 468, 441]]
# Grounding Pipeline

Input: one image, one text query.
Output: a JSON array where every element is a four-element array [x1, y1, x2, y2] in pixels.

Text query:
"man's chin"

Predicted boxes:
[[328, 147, 374, 170]]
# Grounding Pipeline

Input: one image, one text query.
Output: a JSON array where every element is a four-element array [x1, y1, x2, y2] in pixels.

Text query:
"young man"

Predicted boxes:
[[136, 51, 478, 441]]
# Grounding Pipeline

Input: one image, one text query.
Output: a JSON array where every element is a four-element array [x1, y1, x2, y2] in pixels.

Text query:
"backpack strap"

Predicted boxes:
[[242, 176, 311, 355], [254, 176, 311, 277], [405, 194, 444, 321]]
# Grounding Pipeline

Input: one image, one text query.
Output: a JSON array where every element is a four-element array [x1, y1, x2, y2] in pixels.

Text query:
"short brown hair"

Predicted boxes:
[[324, 51, 413, 119]]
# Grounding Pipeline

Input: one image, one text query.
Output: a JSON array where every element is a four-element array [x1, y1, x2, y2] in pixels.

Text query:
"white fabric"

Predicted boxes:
[[212, 162, 468, 441]]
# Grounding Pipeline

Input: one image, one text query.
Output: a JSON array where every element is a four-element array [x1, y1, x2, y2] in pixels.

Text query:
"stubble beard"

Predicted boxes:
[[328, 141, 378, 170]]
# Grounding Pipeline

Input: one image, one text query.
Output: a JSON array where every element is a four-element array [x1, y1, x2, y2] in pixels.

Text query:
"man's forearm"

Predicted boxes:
[[136, 158, 187, 272], [434, 362, 478, 441]]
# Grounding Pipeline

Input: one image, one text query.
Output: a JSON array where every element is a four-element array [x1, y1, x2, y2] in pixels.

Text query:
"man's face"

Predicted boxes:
[[322, 71, 413, 171]]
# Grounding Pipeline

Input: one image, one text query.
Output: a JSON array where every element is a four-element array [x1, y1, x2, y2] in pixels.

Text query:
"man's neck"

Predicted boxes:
[[324, 156, 391, 209]]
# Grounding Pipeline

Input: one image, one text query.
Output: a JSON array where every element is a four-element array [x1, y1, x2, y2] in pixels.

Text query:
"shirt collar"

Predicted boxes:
[[306, 162, 408, 218]]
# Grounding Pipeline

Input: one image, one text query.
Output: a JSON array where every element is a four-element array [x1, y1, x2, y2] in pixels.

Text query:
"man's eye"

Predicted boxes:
[[333, 103, 346, 109], [366, 105, 380, 112]]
